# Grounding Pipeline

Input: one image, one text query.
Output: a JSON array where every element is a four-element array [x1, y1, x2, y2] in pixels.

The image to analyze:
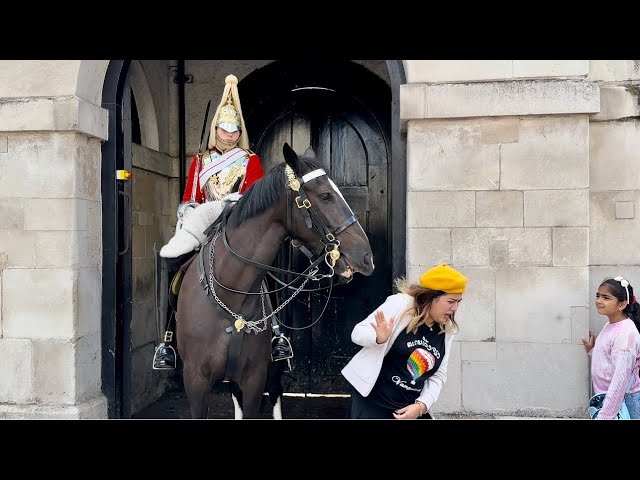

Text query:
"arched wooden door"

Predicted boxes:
[[240, 61, 391, 393]]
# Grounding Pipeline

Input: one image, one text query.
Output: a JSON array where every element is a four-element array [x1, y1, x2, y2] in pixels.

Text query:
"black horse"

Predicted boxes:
[[176, 143, 374, 418]]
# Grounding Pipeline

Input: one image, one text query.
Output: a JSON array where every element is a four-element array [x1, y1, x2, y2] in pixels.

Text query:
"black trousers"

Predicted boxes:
[[347, 388, 433, 419]]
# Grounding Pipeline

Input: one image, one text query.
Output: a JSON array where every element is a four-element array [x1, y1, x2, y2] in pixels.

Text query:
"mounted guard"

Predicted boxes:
[[152, 74, 293, 371]]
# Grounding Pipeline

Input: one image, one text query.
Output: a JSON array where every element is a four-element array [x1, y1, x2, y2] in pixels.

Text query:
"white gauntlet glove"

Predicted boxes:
[[222, 192, 242, 203], [176, 201, 199, 232]]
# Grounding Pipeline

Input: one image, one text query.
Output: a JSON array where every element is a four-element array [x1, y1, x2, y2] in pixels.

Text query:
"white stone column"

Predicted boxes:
[[0, 60, 109, 418]]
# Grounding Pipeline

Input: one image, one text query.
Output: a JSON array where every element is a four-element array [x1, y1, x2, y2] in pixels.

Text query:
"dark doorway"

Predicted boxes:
[[239, 61, 392, 394]]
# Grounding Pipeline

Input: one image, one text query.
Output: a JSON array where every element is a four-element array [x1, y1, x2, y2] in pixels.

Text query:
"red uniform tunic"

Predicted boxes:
[[182, 150, 264, 204]]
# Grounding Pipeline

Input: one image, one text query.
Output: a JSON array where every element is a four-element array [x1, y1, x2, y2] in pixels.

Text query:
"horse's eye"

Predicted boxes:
[[319, 192, 332, 201]]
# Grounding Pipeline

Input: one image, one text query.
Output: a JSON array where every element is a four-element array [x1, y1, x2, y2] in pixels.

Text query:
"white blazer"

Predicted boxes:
[[341, 292, 455, 410]]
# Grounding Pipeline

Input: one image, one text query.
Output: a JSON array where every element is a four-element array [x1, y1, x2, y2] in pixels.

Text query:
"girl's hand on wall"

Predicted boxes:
[[581, 329, 595, 354]]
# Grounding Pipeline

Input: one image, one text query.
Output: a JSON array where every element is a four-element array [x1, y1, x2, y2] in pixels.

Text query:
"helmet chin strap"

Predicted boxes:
[[215, 132, 239, 153]]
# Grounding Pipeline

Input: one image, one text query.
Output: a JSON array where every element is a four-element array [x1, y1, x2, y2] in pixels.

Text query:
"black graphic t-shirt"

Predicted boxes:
[[369, 324, 446, 410]]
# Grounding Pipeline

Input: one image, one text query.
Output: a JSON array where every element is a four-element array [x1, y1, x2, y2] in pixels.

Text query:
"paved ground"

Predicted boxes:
[[134, 386, 580, 420], [134, 386, 350, 419]]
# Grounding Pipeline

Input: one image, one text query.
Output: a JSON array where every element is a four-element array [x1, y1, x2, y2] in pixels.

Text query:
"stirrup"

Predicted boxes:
[[271, 335, 293, 362], [153, 344, 177, 370]]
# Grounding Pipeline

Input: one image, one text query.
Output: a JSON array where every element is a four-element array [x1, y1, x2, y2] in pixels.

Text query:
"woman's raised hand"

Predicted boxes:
[[371, 310, 395, 344]]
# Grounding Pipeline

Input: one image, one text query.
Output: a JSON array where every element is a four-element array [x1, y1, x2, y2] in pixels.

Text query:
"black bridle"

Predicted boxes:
[[219, 164, 360, 290], [201, 164, 362, 328]]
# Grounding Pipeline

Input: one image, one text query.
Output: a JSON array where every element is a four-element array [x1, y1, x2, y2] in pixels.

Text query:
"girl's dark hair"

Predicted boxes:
[[601, 278, 640, 333]]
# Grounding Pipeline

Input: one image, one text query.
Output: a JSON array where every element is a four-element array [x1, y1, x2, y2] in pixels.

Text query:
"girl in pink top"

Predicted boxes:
[[582, 276, 640, 419]]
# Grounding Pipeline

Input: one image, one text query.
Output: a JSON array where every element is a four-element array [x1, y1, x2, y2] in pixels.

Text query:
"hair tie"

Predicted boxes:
[[633, 296, 637, 305]]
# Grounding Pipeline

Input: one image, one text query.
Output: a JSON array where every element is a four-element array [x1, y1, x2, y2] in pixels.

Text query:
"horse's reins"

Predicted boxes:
[[205, 165, 362, 332], [222, 166, 359, 285]]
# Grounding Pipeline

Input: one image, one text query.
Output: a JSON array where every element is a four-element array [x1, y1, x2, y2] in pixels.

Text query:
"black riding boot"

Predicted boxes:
[[271, 334, 293, 362], [271, 318, 293, 363], [153, 331, 176, 370]]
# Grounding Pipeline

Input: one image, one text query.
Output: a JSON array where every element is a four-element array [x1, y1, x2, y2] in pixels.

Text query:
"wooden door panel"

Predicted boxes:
[[243, 73, 390, 394]]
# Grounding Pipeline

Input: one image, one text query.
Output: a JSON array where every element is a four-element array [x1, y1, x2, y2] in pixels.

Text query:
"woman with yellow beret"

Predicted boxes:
[[341, 264, 467, 419]]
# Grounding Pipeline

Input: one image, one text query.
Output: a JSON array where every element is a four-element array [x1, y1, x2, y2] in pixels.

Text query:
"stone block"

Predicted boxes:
[[462, 342, 588, 416], [74, 332, 102, 403], [476, 191, 523, 227], [588, 60, 640, 82], [453, 228, 551, 267], [591, 86, 640, 121], [590, 121, 640, 191], [2, 268, 75, 339], [512, 60, 588, 78], [35, 231, 85, 268], [552, 227, 589, 266], [0, 198, 23, 229], [24, 198, 88, 231], [32, 339, 75, 404], [0, 338, 33, 403], [454, 267, 495, 342], [408, 120, 500, 191], [502, 116, 589, 190], [461, 342, 497, 361], [571, 306, 589, 345], [0, 231, 36, 268], [480, 118, 520, 144], [615, 201, 634, 219], [430, 342, 461, 413], [77, 267, 101, 338], [133, 258, 154, 303], [590, 191, 640, 264], [132, 300, 156, 350], [496, 267, 588, 343], [407, 191, 475, 228], [404, 60, 512, 83], [524, 189, 589, 227], [407, 228, 450, 266]]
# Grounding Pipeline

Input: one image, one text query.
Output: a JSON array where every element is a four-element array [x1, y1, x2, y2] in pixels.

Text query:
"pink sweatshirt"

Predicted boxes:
[[590, 318, 640, 419]]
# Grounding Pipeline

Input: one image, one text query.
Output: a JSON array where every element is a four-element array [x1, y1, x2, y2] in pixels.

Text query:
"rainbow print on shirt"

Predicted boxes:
[[406, 348, 436, 384]]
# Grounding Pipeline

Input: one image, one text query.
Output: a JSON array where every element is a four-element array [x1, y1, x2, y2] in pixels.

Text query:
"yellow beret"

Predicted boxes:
[[419, 264, 467, 294]]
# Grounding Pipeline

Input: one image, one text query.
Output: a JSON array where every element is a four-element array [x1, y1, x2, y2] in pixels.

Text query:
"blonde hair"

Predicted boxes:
[[395, 277, 459, 335], [207, 74, 250, 151]]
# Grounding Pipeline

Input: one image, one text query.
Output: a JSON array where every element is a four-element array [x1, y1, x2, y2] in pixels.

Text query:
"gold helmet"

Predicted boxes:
[[208, 74, 249, 150]]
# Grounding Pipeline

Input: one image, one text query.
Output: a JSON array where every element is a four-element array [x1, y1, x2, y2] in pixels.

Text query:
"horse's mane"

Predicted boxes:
[[230, 155, 324, 226]]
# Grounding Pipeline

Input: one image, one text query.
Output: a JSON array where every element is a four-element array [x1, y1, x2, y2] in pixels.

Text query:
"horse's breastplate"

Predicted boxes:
[[201, 149, 249, 202]]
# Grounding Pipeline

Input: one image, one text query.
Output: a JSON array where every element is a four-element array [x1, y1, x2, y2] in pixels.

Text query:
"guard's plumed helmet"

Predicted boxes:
[[208, 74, 250, 150]]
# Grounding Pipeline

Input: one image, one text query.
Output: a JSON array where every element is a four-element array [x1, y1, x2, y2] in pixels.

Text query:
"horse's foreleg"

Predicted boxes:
[[231, 394, 243, 419], [183, 367, 211, 419], [238, 372, 268, 419], [272, 395, 283, 420]]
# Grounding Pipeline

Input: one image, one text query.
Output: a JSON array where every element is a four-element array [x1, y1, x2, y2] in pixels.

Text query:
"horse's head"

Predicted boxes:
[[281, 143, 374, 282]]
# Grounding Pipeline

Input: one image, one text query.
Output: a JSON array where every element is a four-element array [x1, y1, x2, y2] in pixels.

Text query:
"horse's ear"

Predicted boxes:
[[283, 142, 300, 174]]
